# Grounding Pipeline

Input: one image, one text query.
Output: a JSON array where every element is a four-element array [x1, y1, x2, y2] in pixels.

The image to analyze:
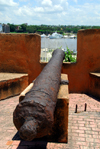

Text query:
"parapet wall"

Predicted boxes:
[[0, 33, 41, 83], [0, 30, 100, 98], [62, 29, 100, 98]]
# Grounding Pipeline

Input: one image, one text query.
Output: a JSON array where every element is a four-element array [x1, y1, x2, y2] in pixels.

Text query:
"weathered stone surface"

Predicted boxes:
[[0, 73, 28, 100], [19, 82, 34, 102], [47, 74, 69, 143], [89, 72, 100, 99], [0, 33, 41, 84]]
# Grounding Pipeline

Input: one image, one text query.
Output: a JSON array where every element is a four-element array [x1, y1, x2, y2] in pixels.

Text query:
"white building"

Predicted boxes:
[[0, 24, 10, 33], [0, 24, 2, 32]]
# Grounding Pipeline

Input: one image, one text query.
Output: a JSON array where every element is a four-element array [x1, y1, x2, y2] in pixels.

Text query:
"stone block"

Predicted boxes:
[[47, 74, 69, 143], [0, 73, 28, 100]]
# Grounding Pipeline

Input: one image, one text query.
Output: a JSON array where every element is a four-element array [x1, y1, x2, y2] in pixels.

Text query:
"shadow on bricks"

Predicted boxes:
[[12, 131, 48, 149]]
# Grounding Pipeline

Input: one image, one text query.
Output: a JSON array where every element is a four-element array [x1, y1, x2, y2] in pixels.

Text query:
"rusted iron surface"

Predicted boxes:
[[13, 49, 65, 141]]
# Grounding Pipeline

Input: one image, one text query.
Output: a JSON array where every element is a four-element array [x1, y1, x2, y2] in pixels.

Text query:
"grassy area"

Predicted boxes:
[[10, 32, 28, 34]]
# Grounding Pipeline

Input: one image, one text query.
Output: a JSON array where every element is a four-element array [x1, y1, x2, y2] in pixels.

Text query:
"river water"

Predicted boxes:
[[41, 38, 77, 52]]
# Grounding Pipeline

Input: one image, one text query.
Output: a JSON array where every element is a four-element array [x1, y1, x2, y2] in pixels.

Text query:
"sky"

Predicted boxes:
[[0, 0, 100, 25]]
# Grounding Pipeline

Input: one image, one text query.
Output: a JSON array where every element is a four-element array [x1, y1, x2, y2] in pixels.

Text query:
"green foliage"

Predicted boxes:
[[64, 48, 76, 62], [8, 23, 16, 32], [21, 23, 27, 32], [26, 25, 36, 33], [48, 49, 54, 52], [5, 23, 100, 34]]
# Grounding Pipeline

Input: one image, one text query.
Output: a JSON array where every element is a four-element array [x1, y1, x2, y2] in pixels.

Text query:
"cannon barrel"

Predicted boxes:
[[13, 49, 65, 141]]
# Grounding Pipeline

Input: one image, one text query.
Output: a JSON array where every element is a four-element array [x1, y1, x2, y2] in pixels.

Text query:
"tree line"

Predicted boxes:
[[6, 23, 100, 34]]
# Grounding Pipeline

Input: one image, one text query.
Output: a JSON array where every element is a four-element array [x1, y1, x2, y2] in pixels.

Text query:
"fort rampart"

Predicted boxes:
[[0, 30, 100, 98]]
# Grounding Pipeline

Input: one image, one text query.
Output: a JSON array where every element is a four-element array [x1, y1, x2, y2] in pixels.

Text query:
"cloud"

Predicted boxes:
[[19, 0, 28, 1], [15, 4, 63, 17], [65, 2, 100, 25], [66, 1, 68, 7], [0, 0, 18, 13], [0, 0, 19, 23], [53, 5, 63, 12], [0, 0, 18, 7], [42, 4, 63, 13], [60, 0, 67, 3], [34, 7, 44, 12], [14, 5, 34, 16], [0, 0, 100, 25], [73, 0, 77, 3], [41, 0, 52, 7]]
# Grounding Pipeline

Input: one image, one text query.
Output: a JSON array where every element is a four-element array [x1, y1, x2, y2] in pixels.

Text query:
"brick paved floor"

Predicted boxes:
[[0, 94, 100, 149]]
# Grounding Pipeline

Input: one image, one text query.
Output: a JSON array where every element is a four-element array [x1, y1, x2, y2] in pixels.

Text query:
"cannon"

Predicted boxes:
[[13, 49, 65, 141]]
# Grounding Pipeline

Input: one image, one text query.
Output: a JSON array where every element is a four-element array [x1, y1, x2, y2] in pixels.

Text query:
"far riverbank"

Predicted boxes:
[[41, 38, 77, 62], [41, 38, 77, 52]]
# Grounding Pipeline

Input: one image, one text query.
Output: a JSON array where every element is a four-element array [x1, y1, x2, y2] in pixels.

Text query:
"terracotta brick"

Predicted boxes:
[[80, 146, 89, 149], [12, 145, 18, 149], [70, 133, 79, 137], [77, 137, 85, 141], [85, 134, 92, 138], [78, 121, 85, 124], [89, 142, 100, 147], [86, 138, 94, 142], [12, 141, 20, 145], [92, 127, 100, 131], [94, 138, 100, 143], [71, 126, 78, 129], [78, 123, 85, 127], [79, 134, 85, 137], [73, 118, 83, 121], [76, 141, 88, 146], [1, 93, 100, 149], [85, 130, 98, 135], [72, 129, 85, 134], [7, 130, 14, 132], [0, 73, 28, 100], [6, 141, 13, 145], [79, 127, 91, 131]]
